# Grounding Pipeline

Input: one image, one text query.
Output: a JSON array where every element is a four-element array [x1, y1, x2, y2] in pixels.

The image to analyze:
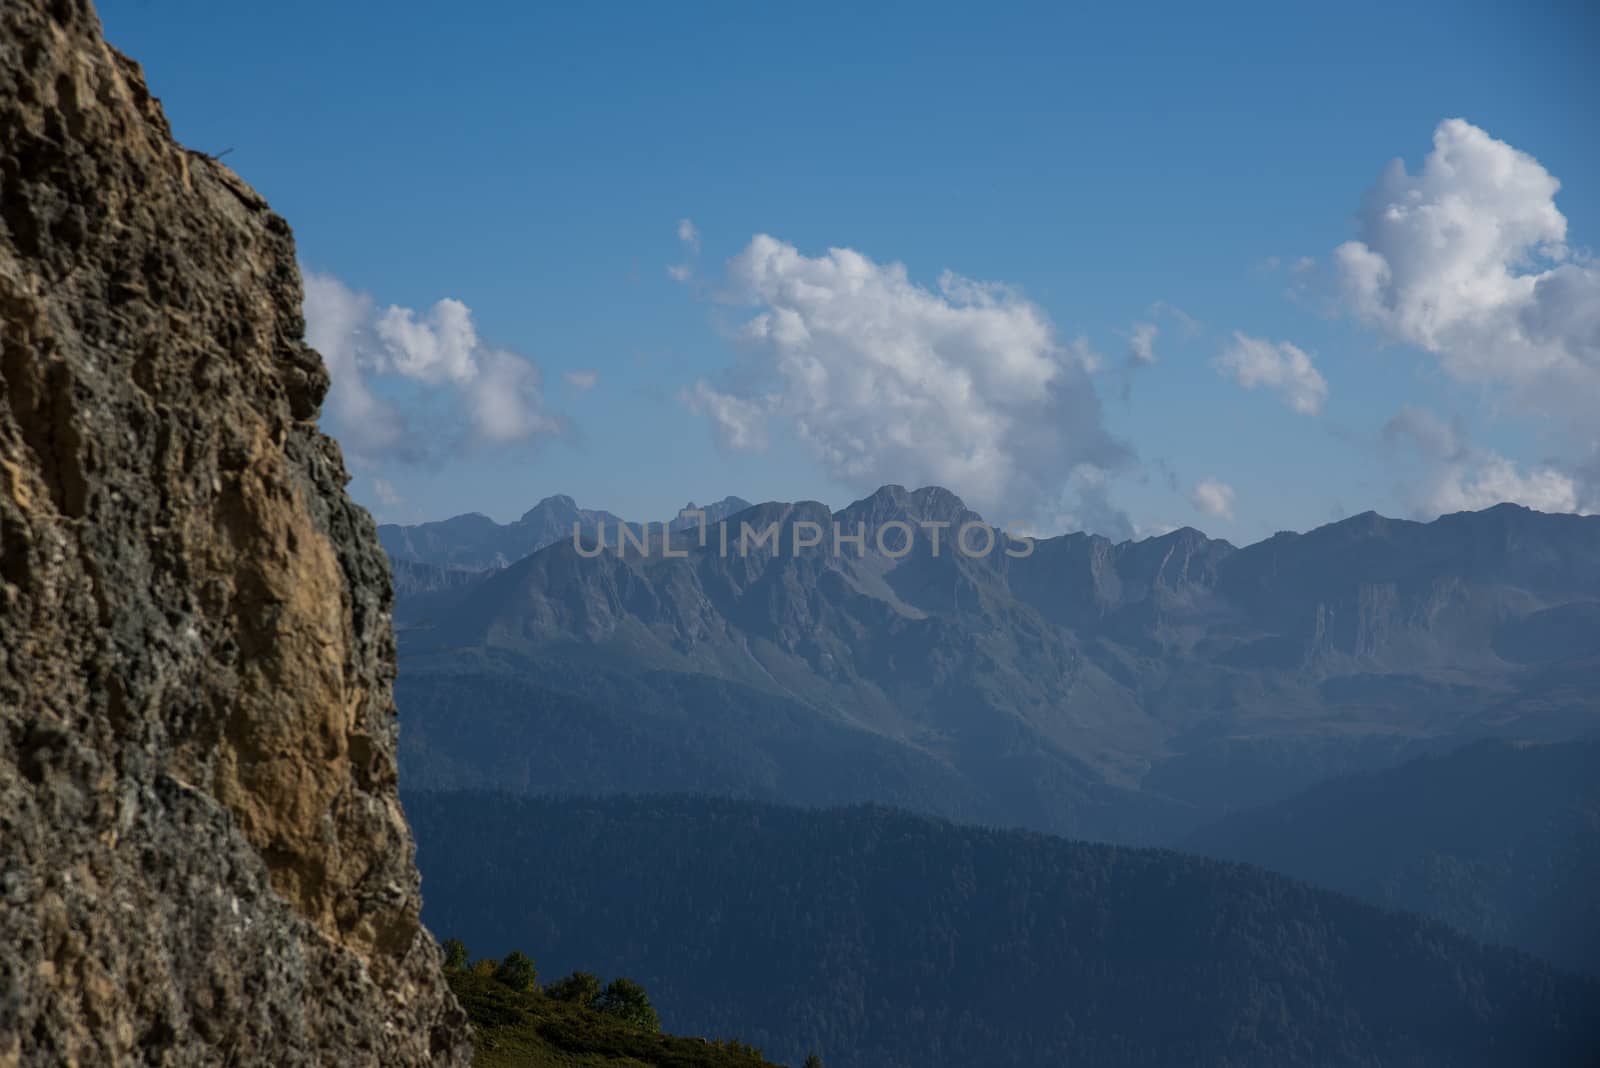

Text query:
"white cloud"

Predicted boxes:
[[666, 263, 694, 283], [1333, 118, 1600, 426], [683, 234, 1130, 526], [1189, 478, 1237, 521], [680, 380, 770, 452], [1425, 456, 1582, 515], [470, 349, 560, 443], [374, 299, 478, 385], [302, 272, 404, 462], [1214, 331, 1329, 415], [1382, 404, 1591, 517], [303, 270, 560, 461], [563, 369, 599, 391], [1127, 322, 1158, 365]]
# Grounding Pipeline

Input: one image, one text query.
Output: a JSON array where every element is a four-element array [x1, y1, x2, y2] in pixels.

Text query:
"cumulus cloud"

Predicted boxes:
[[374, 299, 478, 385], [1382, 404, 1590, 517], [1189, 478, 1237, 521], [563, 369, 599, 391], [1051, 464, 1135, 540], [680, 379, 770, 451], [303, 272, 405, 462], [1214, 331, 1329, 415], [683, 234, 1131, 527], [1425, 457, 1582, 515], [1333, 118, 1600, 427], [303, 270, 560, 462]]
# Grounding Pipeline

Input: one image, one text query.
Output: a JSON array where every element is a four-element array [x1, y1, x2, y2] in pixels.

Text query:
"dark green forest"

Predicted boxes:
[[408, 793, 1600, 1068], [1187, 738, 1600, 973]]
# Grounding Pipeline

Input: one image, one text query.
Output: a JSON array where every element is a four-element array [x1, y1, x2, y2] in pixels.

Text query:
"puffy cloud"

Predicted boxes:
[[1189, 478, 1237, 522], [1333, 118, 1600, 426], [302, 270, 560, 462], [470, 350, 560, 444], [302, 272, 405, 462], [1426, 456, 1582, 515], [680, 379, 770, 452], [1382, 404, 1591, 517], [563, 369, 599, 391], [683, 235, 1131, 527], [1050, 464, 1135, 540], [374, 299, 478, 385], [1214, 331, 1329, 415]]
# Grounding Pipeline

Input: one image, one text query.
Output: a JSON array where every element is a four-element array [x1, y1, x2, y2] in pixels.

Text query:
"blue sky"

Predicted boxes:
[[101, 0, 1599, 542]]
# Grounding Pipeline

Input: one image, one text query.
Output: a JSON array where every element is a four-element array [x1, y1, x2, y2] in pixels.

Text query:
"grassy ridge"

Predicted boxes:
[[449, 968, 789, 1068]]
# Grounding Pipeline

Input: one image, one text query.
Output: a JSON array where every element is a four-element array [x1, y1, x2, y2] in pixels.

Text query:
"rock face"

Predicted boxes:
[[0, 1, 468, 1064]]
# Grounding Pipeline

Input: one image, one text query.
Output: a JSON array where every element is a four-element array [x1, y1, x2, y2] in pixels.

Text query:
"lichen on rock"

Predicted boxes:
[[0, 1, 469, 1063]]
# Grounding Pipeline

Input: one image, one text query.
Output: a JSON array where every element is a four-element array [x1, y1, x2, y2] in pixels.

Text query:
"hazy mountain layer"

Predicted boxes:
[[394, 486, 1600, 842], [380, 494, 753, 571], [1188, 737, 1600, 974]]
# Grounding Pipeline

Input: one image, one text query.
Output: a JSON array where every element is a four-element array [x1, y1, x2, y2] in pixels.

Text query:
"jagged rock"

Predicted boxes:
[[0, 1, 468, 1064]]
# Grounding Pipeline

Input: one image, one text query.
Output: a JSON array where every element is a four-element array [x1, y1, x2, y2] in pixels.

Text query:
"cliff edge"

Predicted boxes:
[[0, 1, 469, 1063]]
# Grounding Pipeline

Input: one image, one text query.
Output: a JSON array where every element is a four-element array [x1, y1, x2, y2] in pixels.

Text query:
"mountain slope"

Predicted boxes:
[[395, 486, 1600, 841], [1186, 737, 1600, 974], [408, 793, 1600, 1068]]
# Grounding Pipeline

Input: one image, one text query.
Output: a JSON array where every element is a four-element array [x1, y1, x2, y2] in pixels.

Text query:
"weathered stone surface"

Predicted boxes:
[[0, 1, 469, 1063]]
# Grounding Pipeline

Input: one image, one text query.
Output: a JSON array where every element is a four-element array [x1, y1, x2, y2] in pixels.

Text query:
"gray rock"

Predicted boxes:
[[0, 1, 469, 1063]]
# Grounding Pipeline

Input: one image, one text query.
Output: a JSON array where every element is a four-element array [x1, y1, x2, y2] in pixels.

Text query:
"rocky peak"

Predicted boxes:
[[520, 493, 580, 524], [0, 1, 466, 1063]]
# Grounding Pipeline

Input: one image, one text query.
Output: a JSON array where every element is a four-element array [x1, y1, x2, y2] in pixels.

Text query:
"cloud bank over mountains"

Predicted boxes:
[[683, 234, 1132, 525], [1333, 119, 1598, 516], [309, 119, 1595, 535]]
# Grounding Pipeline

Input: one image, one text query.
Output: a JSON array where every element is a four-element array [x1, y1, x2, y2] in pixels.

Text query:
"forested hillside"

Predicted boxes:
[[408, 793, 1600, 1068], [1187, 738, 1600, 973]]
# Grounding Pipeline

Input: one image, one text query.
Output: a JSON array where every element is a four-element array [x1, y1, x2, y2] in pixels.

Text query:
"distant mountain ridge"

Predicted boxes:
[[379, 494, 753, 571], [392, 486, 1600, 842]]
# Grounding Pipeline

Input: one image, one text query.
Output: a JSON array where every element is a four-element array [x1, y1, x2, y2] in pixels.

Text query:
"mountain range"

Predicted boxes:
[[388, 485, 1600, 843], [380, 493, 754, 573]]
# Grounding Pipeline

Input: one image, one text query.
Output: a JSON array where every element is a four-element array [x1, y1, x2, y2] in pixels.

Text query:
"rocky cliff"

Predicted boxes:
[[0, 1, 468, 1063]]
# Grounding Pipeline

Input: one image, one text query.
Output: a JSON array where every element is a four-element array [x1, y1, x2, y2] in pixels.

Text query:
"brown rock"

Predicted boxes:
[[0, 1, 469, 1064]]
